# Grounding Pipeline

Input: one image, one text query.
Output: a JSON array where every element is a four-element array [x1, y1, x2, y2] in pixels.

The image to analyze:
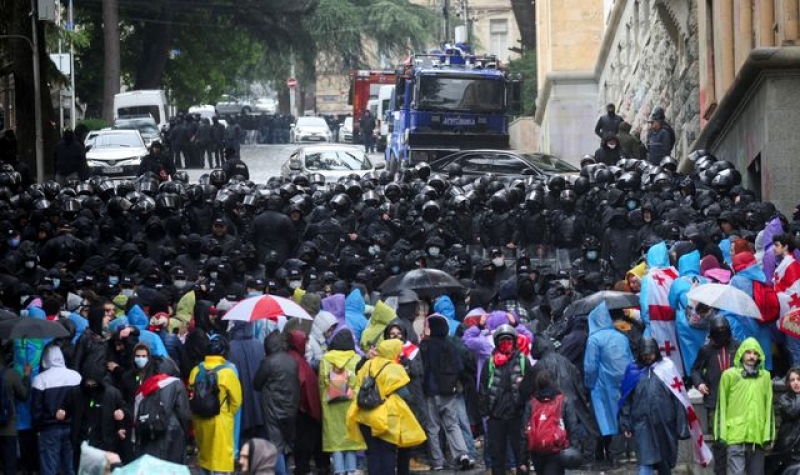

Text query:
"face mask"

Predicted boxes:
[[121, 288, 135, 298], [492, 257, 505, 267], [626, 200, 638, 211], [109, 276, 120, 286], [428, 247, 440, 257], [391, 265, 401, 275], [607, 143, 617, 149], [209, 271, 219, 280], [368, 245, 380, 256], [289, 280, 302, 290], [52, 278, 61, 289], [586, 250, 599, 261], [7, 238, 20, 249], [24, 260, 36, 269], [247, 290, 262, 297], [173, 279, 187, 288], [134, 356, 148, 369]]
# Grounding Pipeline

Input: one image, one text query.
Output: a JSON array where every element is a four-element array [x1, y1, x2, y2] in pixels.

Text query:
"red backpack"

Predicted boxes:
[[526, 393, 570, 454], [753, 281, 780, 323]]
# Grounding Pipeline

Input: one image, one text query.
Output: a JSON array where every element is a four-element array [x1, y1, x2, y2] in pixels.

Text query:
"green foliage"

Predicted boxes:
[[507, 50, 537, 116], [77, 118, 108, 131]]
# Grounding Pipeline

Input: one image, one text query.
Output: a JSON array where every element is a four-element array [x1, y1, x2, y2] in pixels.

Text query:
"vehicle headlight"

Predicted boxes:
[[403, 129, 409, 144]]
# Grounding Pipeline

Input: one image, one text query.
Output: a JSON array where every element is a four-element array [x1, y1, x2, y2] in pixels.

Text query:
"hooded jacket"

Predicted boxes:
[[322, 294, 346, 329], [432, 295, 459, 336], [690, 333, 739, 410], [714, 338, 775, 446], [345, 289, 368, 344], [245, 438, 277, 475], [286, 330, 322, 421], [319, 330, 366, 453], [359, 300, 396, 353], [775, 390, 800, 460], [135, 373, 191, 464], [227, 322, 265, 434], [584, 302, 633, 436], [419, 314, 463, 396], [252, 331, 300, 452], [189, 355, 243, 473], [307, 310, 338, 370], [594, 134, 622, 166], [31, 346, 77, 430], [669, 250, 708, 373], [346, 339, 427, 448]]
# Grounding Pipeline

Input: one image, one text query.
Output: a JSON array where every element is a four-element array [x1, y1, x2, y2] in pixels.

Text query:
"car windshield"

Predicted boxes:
[[114, 119, 159, 136], [520, 153, 579, 173], [92, 133, 143, 149], [297, 117, 329, 129], [417, 75, 505, 113], [304, 150, 371, 171], [343, 118, 353, 128]]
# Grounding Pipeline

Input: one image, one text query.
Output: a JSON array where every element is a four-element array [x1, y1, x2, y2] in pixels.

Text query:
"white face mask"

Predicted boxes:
[[289, 280, 302, 290], [607, 143, 617, 149], [174, 280, 187, 288], [492, 257, 505, 267], [24, 261, 36, 269], [109, 276, 120, 286], [428, 247, 441, 257], [209, 271, 219, 280], [121, 288, 135, 298], [134, 356, 148, 369], [368, 245, 380, 256]]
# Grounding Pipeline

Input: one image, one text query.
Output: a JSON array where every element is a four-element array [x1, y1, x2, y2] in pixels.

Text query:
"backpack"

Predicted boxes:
[[190, 364, 224, 418], [326, 365, 354, 403], [135, 393, 168, 440], [0, 368, 11, 427], [356, 362, 389, 410], [526, 393, 569, 454], [753, 280, 780, 323]]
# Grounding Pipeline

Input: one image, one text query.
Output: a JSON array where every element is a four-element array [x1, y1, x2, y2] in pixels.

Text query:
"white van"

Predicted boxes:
[[376, 85, 395, 152], [114, 90, 170, 129]]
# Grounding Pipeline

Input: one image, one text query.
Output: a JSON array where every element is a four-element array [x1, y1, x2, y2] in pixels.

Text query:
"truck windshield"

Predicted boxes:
[[417, 76, 504, 113]]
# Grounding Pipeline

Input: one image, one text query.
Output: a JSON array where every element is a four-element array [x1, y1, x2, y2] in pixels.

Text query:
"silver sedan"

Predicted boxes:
[[280, 144, 386, 182]]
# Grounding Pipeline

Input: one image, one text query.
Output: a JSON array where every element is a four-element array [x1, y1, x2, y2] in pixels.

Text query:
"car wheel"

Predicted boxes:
[[241, 107, 251, 115]]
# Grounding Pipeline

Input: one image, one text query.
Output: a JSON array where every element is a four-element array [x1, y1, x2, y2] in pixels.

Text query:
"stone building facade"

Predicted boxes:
[[597, 0, 701, 161]]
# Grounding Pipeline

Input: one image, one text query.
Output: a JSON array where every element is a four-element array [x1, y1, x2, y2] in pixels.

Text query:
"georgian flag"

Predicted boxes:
[[132, 374, 181, 443], [652, 359, 713, 467], [777, 280, 800, 339], [642, 266, 685, 375]]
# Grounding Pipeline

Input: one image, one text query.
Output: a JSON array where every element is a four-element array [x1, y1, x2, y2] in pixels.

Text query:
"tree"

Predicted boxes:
[[102, 0, 120, 122], [510, 0, 535, 52]]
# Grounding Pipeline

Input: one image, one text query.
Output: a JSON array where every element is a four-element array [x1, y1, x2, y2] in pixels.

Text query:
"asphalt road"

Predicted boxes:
[[183, 143, 386, 183]]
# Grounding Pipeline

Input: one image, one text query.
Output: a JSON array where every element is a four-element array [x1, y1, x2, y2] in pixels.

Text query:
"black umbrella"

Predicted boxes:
[[564, 291, 639, 317], [0, 318, 70, 340], [380, 269, 464, 298]]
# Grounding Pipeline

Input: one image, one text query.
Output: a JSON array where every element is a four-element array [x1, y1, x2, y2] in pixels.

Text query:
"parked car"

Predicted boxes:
[[429, 150, 580, 180], [290, 116, 332, 144], [85, 129, 148, 179], [280, 144, 385, 183], [113, 116, 160, 148], [254, 97, 277, 114], [339, 117, 354, 143], [215, 94, 253, 115]]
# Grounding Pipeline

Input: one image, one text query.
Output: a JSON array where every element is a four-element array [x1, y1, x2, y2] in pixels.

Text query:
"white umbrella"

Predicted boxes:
[[221, 294, 312, 322], [686, 283, 761, 319]]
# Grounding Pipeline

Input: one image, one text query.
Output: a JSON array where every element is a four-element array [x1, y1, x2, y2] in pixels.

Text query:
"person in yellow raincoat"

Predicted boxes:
[[189, 336, 243, 474], [347, 339, 426, 474], [319, 329, 366, 474]]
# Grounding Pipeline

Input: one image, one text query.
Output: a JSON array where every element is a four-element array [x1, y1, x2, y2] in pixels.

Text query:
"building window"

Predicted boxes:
[[489, 19, 509, 59]]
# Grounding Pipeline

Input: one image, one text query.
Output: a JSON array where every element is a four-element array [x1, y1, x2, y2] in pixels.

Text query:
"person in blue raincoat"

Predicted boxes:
[[433, 295, 460, 336], [124, 305, 169, 359], [16, 303, 46, 473], [344, 289, 367, 343], [639, 241, 672, 334], [724, 250, 773, 370], [584, 301, 633, 467], [669, 246, 708, 374]]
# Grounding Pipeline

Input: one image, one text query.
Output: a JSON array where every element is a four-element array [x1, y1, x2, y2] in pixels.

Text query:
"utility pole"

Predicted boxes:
[[443, 0, 450, 43], [69, 0, 76, 128], [31, 0, 45, 182], [289, 51, 296, 118]]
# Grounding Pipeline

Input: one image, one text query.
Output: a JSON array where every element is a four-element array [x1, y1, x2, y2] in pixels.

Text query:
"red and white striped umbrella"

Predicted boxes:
[[222, 295, 312, 322]]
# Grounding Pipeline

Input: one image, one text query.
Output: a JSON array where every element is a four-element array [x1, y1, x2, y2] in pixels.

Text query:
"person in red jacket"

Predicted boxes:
[[773, 233, 800, 293]]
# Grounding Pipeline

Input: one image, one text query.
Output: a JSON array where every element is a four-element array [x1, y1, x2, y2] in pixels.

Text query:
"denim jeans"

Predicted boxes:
[[332, 450, 357, 474], [456, 395, 478, 459], [786, 334, 800, 365], [39, 425, 74, 475], [360, 424, 397, 474], [638, 461, 672, 475], [274, 452, 287, 475]]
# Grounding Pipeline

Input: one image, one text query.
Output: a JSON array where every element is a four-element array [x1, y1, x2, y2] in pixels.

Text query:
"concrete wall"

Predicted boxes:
[[538, 77, 600, 164], [596, 0, 701, 161], [509, 116, 539, 151], [709, 73, 800, 216]]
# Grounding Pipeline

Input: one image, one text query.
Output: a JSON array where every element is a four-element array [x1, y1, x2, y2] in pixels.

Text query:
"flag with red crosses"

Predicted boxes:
[[653, 358, 713, 467], [778, 280, 800, 338], [641, 265, 685, 375]]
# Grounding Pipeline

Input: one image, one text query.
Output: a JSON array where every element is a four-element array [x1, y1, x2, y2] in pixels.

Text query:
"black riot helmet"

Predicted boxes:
[[559, 189, 577, 206], [709, 315, 732, 347], [573, 176, 590, 196], [422, 200, 441, 222], [447, 163, 463, 178], [209, 169, 227, 187], [547, 175, 566, 194], [414, 162, 431, 181], [660, 156, 678, 173], [617, 171, 641, 191], [330, 193, 352, 214]]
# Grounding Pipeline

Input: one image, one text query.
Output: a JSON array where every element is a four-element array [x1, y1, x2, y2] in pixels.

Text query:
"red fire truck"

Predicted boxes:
[[349, 70, 396, 143]]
